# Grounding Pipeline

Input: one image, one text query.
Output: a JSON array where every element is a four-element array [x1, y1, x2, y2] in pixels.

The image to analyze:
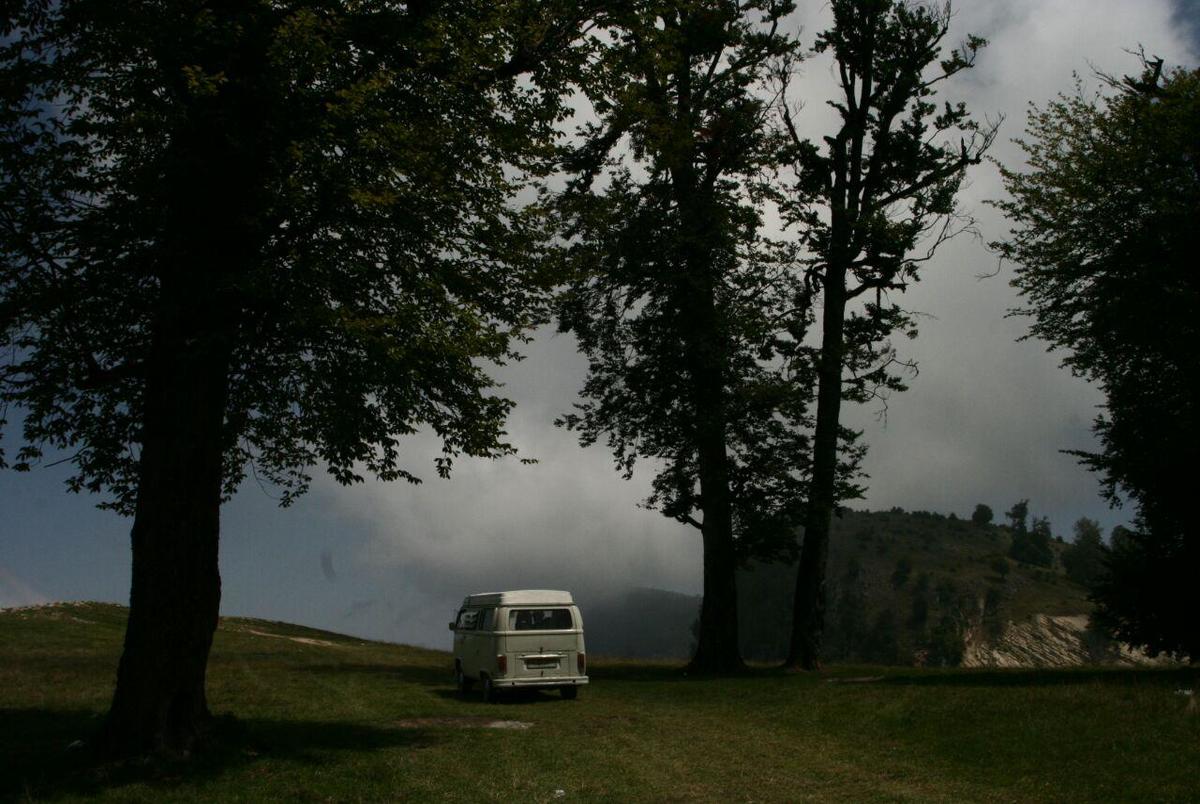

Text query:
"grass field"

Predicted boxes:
[[2, 603, 1197, 803]]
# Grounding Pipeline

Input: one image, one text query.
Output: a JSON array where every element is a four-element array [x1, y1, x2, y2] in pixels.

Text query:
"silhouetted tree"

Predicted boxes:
[[1009, 513, 1054, 567], [1062, 517, 1107, 588], [1005, 499, 1029, 535], [777, 0, 996, 669], [995, 59, 1199, 658], [555, 1, 812, 673], [971, 503, 994, 526], [0, 0, 588, 754]]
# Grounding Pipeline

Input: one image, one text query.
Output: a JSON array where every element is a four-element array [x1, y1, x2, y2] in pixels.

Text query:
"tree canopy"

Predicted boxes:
[[1062, 517, 1106, 588], [971, 503, 993, 526], [0, 0, 587, 752], [555, 0, 811, 671], [1, 0, 582, 506], [778, 0, 995, 669], [994, 60, 1200, 659]]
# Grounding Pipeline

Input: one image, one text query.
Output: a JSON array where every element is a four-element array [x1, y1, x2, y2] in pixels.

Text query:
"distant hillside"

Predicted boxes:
[[582, 587, 698, 659], [585, 507, 1152, 667]]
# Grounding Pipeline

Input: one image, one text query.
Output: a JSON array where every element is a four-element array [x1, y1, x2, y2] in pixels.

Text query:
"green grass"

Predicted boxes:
[[3, 603, 1198, 802]]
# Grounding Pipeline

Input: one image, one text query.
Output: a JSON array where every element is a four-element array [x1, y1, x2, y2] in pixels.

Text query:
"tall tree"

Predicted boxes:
[[994, 60, 1200, 659], [1062, 517, 1106, 588], [0, 0, 586, 754], [555, 0, 813, 673], [778, 0, 995, 669], [1005, 499, 1029, 535], [1010, 512, 1053, 567]]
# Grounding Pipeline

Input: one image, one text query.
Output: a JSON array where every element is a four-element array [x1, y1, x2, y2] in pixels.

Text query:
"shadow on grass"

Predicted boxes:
[[301, 661, 449, 687], [0, 708, 437, 802], [883, 666, 1199, 688], [430, 687, 581, 705]]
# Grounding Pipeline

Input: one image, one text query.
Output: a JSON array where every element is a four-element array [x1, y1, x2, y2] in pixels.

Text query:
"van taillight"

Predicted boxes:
[[496, 654, 507, 675], [578, 653, 586, 675]]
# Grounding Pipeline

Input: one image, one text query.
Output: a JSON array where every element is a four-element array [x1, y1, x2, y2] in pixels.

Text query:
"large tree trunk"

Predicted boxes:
[[679, 211, 744, 676], [98, 321, 233, 756], [689, 400, 743, 674], [93, 16, 263, 756], [785, 263, 847, 671], [97, 114, 245, 756]]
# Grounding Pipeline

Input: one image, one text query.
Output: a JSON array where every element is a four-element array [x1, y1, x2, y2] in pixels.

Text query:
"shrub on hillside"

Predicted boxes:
[[927, 615, 965, 666], [1062, 517, 1108, 588], [1010, 520, 1054, 567]]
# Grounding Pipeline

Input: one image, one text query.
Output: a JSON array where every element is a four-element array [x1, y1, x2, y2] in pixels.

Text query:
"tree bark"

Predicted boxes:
[[785, 262, 847, 671], [686, 291, 744, 675], [96, 70, 251, 754], [676, 190, 743, 675], [97, 317, 233, 756]]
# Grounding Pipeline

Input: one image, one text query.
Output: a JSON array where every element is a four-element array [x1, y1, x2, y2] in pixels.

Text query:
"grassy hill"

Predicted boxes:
[[3, 602, 1198, 802]]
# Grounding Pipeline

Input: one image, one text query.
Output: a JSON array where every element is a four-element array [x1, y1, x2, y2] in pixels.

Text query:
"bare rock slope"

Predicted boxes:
[[964, 614, 1176, 668]]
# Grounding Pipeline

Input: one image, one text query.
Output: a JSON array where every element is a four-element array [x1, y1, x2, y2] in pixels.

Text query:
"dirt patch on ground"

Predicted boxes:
[[242, 628, 336, 647], [826, 675, 885, 684], [390, 717, 533, 730]]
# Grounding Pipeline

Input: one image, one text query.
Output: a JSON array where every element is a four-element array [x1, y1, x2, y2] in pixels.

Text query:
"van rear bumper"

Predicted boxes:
[[494, 675, 589, 689]]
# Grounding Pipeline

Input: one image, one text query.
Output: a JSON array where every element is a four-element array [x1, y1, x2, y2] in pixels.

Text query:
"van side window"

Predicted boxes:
[[455, 609, 478, 630], [477, 608, 494, 631], [508, 608, 573, 631]]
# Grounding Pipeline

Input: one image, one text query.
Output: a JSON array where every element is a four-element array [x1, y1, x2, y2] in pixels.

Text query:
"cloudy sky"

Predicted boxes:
[[2, 0, 1198, 649]]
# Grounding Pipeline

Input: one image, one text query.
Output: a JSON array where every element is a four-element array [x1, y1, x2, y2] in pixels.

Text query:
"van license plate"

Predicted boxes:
[[525, 658, 560, 670]]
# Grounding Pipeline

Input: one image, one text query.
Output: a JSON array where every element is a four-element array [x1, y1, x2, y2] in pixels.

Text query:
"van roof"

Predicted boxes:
[[463, 589, 574, 607]]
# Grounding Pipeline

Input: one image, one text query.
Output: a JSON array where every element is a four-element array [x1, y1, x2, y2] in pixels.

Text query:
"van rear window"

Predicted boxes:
[[508, 608, 573, 631]]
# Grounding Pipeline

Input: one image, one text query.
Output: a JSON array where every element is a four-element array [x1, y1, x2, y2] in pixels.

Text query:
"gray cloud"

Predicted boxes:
[[300, 0, 1199, 649], [320, 549, 337, 582]]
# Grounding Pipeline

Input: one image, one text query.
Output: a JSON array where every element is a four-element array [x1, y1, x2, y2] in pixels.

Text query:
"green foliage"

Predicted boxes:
[[775, 0, 996, 416], [971, 503, 994, 526], [1005, 499, 1029, 535], [553, 1, 822, 562], [927, 614, 965, 667], [0, 0, 582, 509], [890, 556, 912, 589], [1062, 517, 1107, 588], [1010, 521, 1054, 568], [994, 60, 1200, 659]]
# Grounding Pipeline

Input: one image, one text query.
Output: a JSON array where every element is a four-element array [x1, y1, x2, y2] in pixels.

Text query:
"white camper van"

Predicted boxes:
[[450, 589, 588, 701]]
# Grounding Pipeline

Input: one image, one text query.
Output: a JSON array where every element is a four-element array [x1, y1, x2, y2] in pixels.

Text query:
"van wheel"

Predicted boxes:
[[455, 666, 473, 694], [561, 686, 578, 700], [482, 676, 496, 703]]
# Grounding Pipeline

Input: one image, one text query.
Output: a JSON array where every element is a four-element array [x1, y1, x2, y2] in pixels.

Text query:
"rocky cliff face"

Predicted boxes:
[[963, 614, 1176, 668]]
